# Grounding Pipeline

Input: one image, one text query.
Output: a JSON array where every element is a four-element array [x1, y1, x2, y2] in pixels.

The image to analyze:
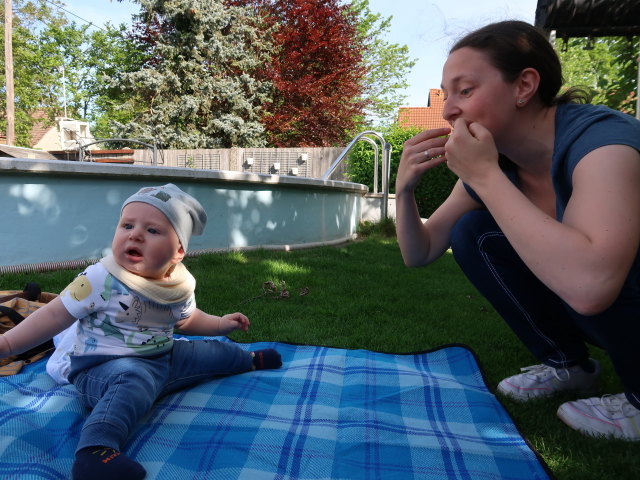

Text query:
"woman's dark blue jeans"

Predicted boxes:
[[450, 209, 640, 409]]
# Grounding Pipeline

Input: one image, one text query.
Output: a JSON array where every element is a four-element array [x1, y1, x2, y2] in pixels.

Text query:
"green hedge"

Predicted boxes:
[[346, 124, 458, 218]]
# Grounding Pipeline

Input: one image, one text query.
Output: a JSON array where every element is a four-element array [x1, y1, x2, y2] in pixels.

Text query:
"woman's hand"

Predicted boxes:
[[396, 127, 451, 195], [445, 119, 500, 186]]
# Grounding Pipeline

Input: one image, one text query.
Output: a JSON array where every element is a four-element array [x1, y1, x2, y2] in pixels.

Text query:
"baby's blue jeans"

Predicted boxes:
[[450, 209, 640, 409], [70, 339, 253, 452]]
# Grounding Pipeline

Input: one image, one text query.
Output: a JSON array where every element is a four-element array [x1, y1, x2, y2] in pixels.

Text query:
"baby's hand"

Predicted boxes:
[[218, 312, 250, 334]]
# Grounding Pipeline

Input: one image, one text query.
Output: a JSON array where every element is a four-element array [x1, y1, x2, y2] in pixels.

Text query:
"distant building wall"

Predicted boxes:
[[32, 128, 60, 151], [30, 117, 98, 152]]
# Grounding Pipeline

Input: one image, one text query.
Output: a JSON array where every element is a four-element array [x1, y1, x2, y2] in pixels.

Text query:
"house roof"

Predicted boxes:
[[30, 110, 55, 147], [0, 110, 56, 148], [0, 144, 57, 160], [397, 89, 449, 130]]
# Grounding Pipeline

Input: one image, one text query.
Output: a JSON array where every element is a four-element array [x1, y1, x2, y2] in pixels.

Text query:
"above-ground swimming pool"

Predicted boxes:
[[0, 158, 369, 273]]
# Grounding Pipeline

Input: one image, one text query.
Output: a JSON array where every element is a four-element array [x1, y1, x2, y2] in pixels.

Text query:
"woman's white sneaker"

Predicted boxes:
[[497, 359, 601, 401], [557, 393, 640, 441]]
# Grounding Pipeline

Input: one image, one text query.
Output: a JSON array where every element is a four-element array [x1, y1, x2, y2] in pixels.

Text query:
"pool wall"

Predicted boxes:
[[0, 158, 369, 272]]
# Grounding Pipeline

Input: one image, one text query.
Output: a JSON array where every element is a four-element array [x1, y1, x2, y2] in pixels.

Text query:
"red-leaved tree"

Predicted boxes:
[[229, 0, 369, 147]]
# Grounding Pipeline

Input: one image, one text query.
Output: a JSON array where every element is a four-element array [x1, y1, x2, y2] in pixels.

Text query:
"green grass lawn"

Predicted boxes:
[[1, 231, 638, 479]]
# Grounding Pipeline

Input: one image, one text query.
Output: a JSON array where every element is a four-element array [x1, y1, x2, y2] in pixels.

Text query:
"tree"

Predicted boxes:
[[36, 21, 91, 119], [1, 1, 141, 147], [557, 36, 639, 116], [84, 23, 147, 140], [109, 0, 273, 148], [349, 0, 415, 127], [0, 0, 69, 146], [230, 0, 368, 147]]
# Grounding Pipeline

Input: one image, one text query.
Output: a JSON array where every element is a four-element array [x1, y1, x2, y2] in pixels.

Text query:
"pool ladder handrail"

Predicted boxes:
[[322, 131, 392, 219], [79, 138, 158, 165]]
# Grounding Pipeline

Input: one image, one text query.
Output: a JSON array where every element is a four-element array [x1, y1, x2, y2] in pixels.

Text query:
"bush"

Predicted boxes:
[[346, 124, 457, 218], [357, 217, 397, 238]]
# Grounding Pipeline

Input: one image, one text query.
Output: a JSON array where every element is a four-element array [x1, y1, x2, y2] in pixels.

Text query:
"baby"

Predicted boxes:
[[0, 184, 281, 480]]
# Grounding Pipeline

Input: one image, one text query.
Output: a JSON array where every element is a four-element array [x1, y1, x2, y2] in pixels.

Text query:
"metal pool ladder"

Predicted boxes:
[[322, 131, 392, 219]]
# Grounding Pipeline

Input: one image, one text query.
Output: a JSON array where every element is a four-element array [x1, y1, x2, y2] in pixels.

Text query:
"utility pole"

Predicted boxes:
[[4, 0, 15, 145], [59, 65, 67, 118]]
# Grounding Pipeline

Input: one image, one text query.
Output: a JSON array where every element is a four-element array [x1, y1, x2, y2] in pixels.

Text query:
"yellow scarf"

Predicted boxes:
[[100, 255, 195, 305]]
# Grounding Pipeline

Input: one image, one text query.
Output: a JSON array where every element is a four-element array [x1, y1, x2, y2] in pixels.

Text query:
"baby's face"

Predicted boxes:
[[112, 202, 184, 279]]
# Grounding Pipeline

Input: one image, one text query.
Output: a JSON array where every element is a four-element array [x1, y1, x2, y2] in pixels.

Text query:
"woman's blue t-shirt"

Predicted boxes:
[[462, 102, 640, 305]]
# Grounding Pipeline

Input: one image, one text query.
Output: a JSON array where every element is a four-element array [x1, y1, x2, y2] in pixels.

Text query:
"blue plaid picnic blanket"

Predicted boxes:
[[0, 338, 550, 479]]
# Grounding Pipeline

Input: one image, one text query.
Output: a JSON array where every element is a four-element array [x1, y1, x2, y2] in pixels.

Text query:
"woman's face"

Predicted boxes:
[[441, 47, 519, 142]]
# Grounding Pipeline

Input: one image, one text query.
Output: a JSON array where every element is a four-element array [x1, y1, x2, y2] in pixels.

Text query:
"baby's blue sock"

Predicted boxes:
[[72, 446, 146, 480], [252, 349, 282, 370]]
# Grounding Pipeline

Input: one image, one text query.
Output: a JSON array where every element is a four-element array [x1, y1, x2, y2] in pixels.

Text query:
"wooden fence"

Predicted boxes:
[[131, 146, 348, 180]]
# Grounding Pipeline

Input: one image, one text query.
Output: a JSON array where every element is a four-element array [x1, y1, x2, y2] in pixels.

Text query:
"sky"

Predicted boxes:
[[58, 0, 540, 107]]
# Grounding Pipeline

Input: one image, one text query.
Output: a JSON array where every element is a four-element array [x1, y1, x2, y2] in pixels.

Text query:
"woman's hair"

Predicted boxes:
[[450, 20, 590, 105]]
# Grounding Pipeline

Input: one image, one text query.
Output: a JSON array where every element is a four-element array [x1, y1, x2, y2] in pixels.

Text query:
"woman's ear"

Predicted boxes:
[[515, 67, 540, 107]]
